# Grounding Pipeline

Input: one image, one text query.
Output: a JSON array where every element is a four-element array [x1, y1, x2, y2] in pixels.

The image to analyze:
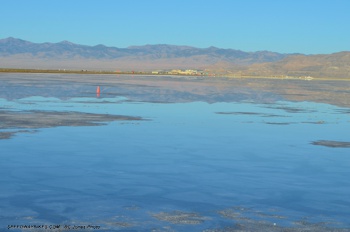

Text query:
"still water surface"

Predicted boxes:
[[0, 74, 349, 231]]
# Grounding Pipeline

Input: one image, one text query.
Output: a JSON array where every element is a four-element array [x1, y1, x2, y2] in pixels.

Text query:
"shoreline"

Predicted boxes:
[[1, 71, 350, 108], [1, 68, 350, 81]]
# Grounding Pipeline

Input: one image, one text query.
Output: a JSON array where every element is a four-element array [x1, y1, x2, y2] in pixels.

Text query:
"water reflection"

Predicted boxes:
[[1, 73, 349, 107], [0, 74, 350, 231]]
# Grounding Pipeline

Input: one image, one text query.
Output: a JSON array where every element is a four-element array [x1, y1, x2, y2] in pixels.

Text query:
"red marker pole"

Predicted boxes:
[[96, 86, 101, 97]]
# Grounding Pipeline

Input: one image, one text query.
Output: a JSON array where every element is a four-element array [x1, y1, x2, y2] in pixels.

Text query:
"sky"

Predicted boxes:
[[1, 0, 349, 54]]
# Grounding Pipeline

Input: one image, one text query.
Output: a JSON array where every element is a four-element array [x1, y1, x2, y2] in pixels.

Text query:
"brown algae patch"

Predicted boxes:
[[152, 211, 206, 225], [311, 140, 350, 148]]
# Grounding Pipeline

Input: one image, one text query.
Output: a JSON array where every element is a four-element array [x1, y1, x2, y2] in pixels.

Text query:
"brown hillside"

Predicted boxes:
[[239, 52, 350, 78]]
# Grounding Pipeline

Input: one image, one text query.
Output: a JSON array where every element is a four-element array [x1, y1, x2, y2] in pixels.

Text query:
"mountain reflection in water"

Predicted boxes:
[[0, 74, 349, 231]]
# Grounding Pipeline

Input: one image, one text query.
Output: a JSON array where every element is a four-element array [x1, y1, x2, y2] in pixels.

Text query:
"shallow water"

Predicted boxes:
[[0, 74, 350, 231]]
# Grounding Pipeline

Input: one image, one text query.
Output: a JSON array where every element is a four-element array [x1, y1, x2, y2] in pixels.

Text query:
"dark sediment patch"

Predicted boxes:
[[311, 140, 350, 148], [0, 110, 145, 139], [0, 130, 36, 139], [214, 206, 350, 232], [302, 121, 325, 124], [217, 208, 286, 232], [265, 122, 292, 125], [255, 212, 287, 219], [0, 131, 15, 139], [152, 211, 206, 225], [265, 106, 317, 114], [263, 114, 286, 118], [216, 112, 261, 115], [216, 112, 284, 117], [335, 109, 350, 114]]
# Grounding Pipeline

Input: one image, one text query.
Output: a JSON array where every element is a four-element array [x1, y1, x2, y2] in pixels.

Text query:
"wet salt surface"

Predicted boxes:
[[0, 75, 350, 231]]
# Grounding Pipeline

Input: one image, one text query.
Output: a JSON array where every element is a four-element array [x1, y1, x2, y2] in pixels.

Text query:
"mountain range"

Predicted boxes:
[[1, 37, 349, 78]]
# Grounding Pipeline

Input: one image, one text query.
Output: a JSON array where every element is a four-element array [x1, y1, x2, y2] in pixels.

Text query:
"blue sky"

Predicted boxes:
[[1, 0, 349, 54]]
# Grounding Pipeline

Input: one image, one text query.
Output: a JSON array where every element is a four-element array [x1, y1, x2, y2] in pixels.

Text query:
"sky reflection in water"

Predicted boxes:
[[0, 84, 350, 231]]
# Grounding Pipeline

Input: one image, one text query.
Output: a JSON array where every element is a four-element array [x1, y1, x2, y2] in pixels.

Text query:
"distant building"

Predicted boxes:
[[170, 69, 182, 74], [152, 70, 166, 74], [304, 76, 314, 80], [169, 69, 199, 75]]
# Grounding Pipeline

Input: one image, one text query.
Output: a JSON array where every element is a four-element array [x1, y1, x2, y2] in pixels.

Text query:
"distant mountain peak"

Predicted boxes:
[[128, 44, 193, 49], [207, 46, 219, 49], [58, 40, 76, 45], [3, 37, 18, 40], [2, 37, 15, 40], [94, 44, 106, 48], [0, 37, 24, 43]]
